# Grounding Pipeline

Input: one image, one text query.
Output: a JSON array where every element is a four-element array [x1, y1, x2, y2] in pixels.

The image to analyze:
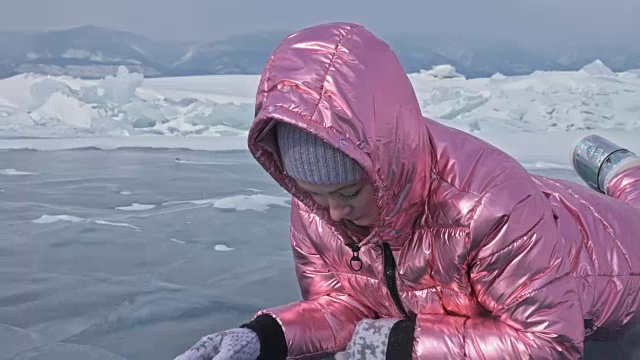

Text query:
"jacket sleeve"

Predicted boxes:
[[245, 199, 376, 360], [410, 175, 585, 359]]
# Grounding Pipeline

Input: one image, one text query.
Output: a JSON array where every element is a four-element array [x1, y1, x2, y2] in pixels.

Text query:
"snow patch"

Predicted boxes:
[[94, 220, 139, 229], [115, 203, 157, 211], [214, 244, 235, 252], [420, 65, 465, 79], [0, 168, 38, 175], [212, 195, 291, 212], [32, 215, 86, 224]]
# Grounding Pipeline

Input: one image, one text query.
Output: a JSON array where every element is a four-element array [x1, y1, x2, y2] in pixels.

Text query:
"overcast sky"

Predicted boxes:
[[1, 0, 637, 46]]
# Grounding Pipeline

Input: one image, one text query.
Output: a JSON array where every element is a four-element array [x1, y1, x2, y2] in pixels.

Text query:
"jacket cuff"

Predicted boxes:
[[386, 317, 416, 360], [240, 314, 288, 360]]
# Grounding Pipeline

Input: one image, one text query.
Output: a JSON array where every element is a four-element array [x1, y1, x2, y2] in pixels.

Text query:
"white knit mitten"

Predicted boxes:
[[334, 319, 398, 360], [174, 328, 260, 360]]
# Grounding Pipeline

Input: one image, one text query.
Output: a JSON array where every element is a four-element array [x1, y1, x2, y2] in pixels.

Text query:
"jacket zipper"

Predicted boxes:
[[382, 242, 412, 319], [346, 241, 413, 319]]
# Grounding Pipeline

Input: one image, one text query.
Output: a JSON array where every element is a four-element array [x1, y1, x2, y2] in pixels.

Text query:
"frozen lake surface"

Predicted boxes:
[[1, 148, 637, 359], [1, 148, 299, 359]]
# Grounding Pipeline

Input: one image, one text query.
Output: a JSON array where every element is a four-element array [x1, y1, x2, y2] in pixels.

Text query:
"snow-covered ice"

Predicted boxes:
[[1, 61, 640, 142], [2, 61, 640, 359]]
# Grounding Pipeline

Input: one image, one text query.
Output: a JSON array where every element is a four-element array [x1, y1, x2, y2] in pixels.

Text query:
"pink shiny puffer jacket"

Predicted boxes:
[[246, 22, 640, 359]]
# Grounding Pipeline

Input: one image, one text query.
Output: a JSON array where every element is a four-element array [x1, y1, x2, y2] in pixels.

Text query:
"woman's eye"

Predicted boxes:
[[340, 189, 361, 200]]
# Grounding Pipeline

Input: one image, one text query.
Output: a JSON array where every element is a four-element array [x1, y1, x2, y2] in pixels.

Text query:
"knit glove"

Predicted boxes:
[[174, 328, 260, 360], [334, 319, 398, 360]]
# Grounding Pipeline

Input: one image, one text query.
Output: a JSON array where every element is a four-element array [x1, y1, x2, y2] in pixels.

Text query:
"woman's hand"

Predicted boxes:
[[334, 318, 399, 360], [174, 328, 260, 360]]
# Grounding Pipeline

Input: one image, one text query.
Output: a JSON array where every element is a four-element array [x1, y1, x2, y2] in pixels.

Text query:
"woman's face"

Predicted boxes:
[[296, 178, 379, 227]]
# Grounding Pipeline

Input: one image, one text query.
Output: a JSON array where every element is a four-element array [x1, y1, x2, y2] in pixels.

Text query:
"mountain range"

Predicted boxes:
[[0, 25, 638, 79]]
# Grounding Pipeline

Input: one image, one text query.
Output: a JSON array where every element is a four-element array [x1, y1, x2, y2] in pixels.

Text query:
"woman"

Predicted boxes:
[[175, 22, 640, 359]]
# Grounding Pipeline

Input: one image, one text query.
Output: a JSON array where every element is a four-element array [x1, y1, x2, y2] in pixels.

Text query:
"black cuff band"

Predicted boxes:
[[386, 317, 416, 360], [240, 314, 287, 360]]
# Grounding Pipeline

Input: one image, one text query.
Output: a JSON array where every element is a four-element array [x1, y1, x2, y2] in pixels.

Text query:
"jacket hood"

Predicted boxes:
[[247, 22, 431, 247]]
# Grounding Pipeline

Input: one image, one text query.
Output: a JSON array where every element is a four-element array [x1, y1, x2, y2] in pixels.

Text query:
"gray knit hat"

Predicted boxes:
[[275, 122, 364, 185]]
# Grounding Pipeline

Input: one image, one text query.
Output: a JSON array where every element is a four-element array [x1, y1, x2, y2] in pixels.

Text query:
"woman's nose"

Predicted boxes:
[[328, 198, 350, 222]]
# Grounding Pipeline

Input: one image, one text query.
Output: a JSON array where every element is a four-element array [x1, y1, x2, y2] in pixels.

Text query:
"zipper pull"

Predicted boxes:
[[347, 243, 363, 272]]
